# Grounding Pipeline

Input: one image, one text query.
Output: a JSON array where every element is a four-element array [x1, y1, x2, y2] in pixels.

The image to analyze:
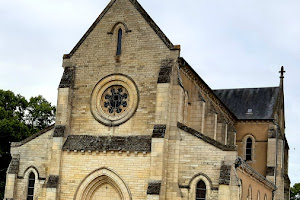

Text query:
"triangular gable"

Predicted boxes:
[[64, 0, 175, 59]]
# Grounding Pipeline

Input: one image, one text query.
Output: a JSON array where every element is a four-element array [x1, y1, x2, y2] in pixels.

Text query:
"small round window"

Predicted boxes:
[[91, 74, 139, 126], [101, 85, 129, 115]]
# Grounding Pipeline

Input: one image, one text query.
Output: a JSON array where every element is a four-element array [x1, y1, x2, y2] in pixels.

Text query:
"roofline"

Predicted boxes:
[[236, 157, 277, 191], [238, 119, 274, 122], [63, 0, 176, 59], [11, 125, 55, 147], [177, 122, 236, 151], [178, 57, 238, 121], [213, 86, 280, 91]]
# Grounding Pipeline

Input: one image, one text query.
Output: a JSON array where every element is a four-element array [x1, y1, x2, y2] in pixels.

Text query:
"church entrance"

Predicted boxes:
[[90, 183, 122, 200], [74, 168, 131, 200]]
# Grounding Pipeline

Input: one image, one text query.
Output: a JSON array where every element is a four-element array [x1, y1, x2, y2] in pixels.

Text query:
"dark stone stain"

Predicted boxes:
[[7, 157, 20, 174], [62, 135, 152, 152], [219, 164, 231, 185], [53, 125, 66, 137], [152, 125, 166, 138], [147, 180, 161, 195], [59, 67, 74, 88], [46, 175, 59, 188]]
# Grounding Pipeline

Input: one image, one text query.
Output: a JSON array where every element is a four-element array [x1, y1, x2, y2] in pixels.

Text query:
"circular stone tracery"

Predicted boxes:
[[101, 86, 129, 115], [91, 74, 139, 126]]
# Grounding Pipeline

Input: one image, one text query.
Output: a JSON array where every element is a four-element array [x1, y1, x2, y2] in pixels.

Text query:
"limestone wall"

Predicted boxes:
[[62, 0, 178, 137], [59, 151, 151, 200], [5, 128, 54, 199]]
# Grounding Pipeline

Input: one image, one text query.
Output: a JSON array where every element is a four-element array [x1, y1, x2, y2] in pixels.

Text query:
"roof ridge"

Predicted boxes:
[[64, 0, 175, 59], [213, 86, 279, 91]]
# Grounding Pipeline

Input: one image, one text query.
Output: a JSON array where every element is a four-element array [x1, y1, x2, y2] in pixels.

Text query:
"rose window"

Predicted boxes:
[[101, 86, 128, 115]]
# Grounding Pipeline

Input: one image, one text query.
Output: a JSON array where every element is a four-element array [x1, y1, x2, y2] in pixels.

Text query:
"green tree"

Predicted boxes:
[[26, 95, 56, 132], [291, 183, 300, 200], [0, 90, 56, 199]]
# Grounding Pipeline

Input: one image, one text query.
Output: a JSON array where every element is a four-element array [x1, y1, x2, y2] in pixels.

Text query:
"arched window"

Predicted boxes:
[[247, 186, 252, 200], [264, 194, 267, 200], [27, 172, 35, 200], [116, 28, 122, 55], [196, 180, 206, 200], [246, 138, 253, 161], [257, 190, 260, 200]]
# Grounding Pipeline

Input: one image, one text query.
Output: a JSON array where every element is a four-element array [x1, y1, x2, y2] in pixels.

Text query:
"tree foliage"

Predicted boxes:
[[291, 183, 300, 200], [0, 90, 56, 199]]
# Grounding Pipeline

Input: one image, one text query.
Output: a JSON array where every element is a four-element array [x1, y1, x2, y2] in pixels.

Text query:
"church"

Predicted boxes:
[[4, 0, 290, 199]]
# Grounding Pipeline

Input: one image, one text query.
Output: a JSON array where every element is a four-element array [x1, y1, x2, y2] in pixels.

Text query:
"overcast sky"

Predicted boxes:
[[0, 0, 299, 185]]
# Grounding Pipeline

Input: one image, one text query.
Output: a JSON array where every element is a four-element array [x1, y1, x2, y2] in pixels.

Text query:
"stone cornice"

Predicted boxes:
[[62, 135, 152, 152], [11, 125, 55, 147], [177, 122, 236, 151], [235, 157, 277, 191]]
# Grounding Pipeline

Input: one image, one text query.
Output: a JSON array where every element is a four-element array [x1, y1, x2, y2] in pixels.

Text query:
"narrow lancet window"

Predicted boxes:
[[246, 138, 253, 161], [27, 172, 35, 200], [196, 180, 206, 200], [116, 28, 123, 55]]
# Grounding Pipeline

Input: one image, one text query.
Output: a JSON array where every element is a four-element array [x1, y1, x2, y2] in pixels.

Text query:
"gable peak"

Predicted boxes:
[[63, 0, 177, 59]]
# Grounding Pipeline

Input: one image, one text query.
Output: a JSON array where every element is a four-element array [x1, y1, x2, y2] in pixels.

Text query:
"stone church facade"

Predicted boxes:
[[4, 0, 289, 199]]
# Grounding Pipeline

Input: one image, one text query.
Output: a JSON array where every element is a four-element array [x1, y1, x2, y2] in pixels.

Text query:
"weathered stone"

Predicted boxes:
[[59, 67, 74, 88], [7, 156, 20, 174], [53, 125, 65, 137], [62, 135, 152, 152], [266, 166, 275, 176], [219, 164, 231, 185], [147, 180, 161, 195], [46, 175, 59, 188], [152, 125, 166, 138]]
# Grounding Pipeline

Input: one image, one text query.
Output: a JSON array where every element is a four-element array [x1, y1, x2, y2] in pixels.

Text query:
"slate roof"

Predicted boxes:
[[213, 87, 280, 120]]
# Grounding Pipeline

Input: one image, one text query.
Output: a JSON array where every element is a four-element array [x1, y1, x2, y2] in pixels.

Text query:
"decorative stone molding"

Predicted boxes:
[[177, 122, 236, 151], [235, 157, 277, 191], [219, 164, 231, 185], [147, 180, 161, 195], [157, 59, 174, 83], [53, 125, 66, 137], [62, 135, 151, 152], [11, 125, 55, 147], [107, 21, 132, 34], [46, 175, 59, 188], [152, 125, 166, 138], [74, 167, 132, 200], [7, 155, 20, 174], [59, 67, 74, 88], [90, 74, 139, 126]]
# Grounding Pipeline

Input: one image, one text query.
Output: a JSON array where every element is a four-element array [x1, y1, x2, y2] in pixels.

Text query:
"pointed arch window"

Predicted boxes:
[[246, 138, 253, 161], [27, 172, 35, 200], [247, 186, 252, 200], [196, 180, 206, 200], [116, 28, 123, 55]]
